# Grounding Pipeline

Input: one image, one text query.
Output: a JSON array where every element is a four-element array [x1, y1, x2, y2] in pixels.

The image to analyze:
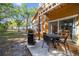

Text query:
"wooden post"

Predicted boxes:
[[44, 15, 46, 32], [38, 16, 40, 40], [58, 20, 59, 33], [76, 15, 79, 46]]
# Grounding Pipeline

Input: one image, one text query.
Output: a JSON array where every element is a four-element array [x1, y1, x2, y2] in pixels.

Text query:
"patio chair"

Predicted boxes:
[[51, 32, 60, 48], [42, 32, 57, 51], [42, 32, 47, 48], [42, 32, 50, 51], [58, 32, 70, 55]]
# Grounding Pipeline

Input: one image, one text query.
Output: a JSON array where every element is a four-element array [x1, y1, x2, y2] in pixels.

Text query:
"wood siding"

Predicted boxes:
[[41, 4, 79, 45]]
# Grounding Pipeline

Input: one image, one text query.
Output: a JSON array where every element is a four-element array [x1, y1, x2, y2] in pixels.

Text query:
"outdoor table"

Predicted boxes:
[[46, 33, 61, 48], [46, 33, 70, 55], [46, 33, 60, 39]]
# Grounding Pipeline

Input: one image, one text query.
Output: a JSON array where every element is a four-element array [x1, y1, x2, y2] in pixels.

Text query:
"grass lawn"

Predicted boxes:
[[0, 31, 27, 38], [0, 31, 27, 45]]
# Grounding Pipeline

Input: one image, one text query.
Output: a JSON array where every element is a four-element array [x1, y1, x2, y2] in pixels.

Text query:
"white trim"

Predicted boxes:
[[48, 14, 78, 23]]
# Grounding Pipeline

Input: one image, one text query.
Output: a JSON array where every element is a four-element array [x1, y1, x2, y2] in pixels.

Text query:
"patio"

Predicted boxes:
[[32, 3, 79, 56], [27, 40, 74, 56]]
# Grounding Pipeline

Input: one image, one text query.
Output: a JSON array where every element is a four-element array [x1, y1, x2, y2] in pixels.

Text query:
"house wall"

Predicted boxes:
[[31, 3, 79, 54], [40, 4, 79, 45], [33, 4, 79, 43]]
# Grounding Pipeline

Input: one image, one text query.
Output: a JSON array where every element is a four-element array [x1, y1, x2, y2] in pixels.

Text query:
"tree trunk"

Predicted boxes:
[[26, 16, 29, 33], [17, 27, 19, 32]]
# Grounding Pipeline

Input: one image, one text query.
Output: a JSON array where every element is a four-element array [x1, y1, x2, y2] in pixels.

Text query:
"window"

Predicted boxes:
[[59, 18, 77, 43]]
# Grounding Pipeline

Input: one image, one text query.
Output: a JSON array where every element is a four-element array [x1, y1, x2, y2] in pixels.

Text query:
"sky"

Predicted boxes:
[[14, 3, 39, 8], [27, 3, 39, 8]]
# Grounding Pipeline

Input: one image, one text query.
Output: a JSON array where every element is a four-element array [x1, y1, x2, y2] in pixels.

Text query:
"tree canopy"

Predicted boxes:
[[0, 3, 37, 32]]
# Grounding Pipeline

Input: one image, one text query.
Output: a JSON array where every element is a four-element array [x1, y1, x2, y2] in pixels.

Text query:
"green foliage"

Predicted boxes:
[[20, 4, 28, 17], [8, 19, 17, 27], [0, 3, 13, 20], [15, 20, 23, 27], [0, 3, 37, 32], [0, 22, 8, 32], [28, 8, 37, 17], [0, 23, 5, 32]]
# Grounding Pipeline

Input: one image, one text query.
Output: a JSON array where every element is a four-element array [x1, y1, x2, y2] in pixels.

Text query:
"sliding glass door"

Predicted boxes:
[[48, 17, 77, 43], [59, 18, 77, 43], [48, 21, 58, 34]]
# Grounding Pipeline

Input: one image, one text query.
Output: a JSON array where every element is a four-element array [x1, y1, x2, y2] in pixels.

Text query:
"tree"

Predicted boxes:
[[0, 3, 37, 32], [11, 3, 37, 32], [19, 4, 29, 31], [28, 8, 37, 27], [0, 23, 5, 32], [0, 3, 13, 20], [29, 8, 37, 17], [10, 6, 22, 32], [0, 4, 16, 32], [15, 20, 23, 32], [8, 18, 17, 30], [20, 4, 37, 31]]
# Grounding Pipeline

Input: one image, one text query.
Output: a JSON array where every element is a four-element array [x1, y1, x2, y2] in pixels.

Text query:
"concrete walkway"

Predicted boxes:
[[27, 40, 73, 56]]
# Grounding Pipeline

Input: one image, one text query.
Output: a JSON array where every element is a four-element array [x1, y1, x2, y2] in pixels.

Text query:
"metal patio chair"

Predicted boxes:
[[42, 32, 57, 52], [42, 32, 50, 51], [58, 32, 70, 55]]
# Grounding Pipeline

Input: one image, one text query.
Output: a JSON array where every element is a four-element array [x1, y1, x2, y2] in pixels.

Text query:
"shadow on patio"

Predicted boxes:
[[0, 31, 32, 56]]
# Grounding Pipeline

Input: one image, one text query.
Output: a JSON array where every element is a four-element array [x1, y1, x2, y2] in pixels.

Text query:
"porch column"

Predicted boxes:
[[57, 20, 60, 33], [48, 23, 51, 34], [44, 15, 46, 32], [45, 16, 49, 33], [38, 16, 40, 40], [76, 15, 79, 46]]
